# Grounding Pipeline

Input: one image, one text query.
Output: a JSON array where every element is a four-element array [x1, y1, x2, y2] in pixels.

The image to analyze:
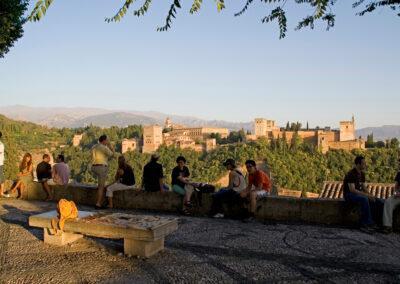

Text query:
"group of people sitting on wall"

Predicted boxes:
[[1, 132, 400, 233], [343, 155, 400, 234], [0, 152, 70, 201], [91, 135, 272, 218]]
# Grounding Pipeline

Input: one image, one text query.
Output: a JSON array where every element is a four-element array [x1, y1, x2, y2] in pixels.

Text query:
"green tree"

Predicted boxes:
[[366, 133, 375, 148], [0, 0, 28, 58], [27, 0, 400, 39], [389, 138, 399, 149]]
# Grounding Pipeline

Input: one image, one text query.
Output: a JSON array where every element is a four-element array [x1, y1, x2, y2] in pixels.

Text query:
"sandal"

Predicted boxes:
[[182, 208, 191, 216]]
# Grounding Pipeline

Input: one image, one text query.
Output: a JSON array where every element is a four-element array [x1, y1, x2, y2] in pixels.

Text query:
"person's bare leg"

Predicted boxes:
[[0, 183, 4, 196], [17, 183, 24, 199], [42, 182, 52, 201], [108, 197, 113, 209], [9, 180, 21, 194], [250, 191, 257, 214], [96, 180, 106, 207]]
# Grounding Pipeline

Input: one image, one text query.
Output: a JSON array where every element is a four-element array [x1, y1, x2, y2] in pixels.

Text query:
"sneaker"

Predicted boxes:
[[381, 226, 393, 235], [359, 225, 376, 234], [213, 213, 224, 219], [0, 193, 10, 198]]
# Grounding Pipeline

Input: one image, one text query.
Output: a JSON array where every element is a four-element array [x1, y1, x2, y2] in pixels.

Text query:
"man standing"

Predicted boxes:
[[36, 154, 53, 201], [382, 158, 400, 234], [52, 154, 70, 186], [0, 131, 5, 197], [343, 156, 383, 232], [210, 159, 247, 218], [240, 160, 271, 219], [91, 135, 115, 209], [141, 153, 164, 192]]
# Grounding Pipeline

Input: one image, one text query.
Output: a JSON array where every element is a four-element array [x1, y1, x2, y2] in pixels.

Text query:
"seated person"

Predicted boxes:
[[210, 159, 247, 218], [382, 158, 400, 233], [141, 154, 164, 192], [5, 153, 34, 198], [172, 156, 195, 215], [240, 160, 271, 219], [343, 156, 384, 232], [52, 154, 70, 186], [36, 154, 53, 201], [106, 155, 135, 209]]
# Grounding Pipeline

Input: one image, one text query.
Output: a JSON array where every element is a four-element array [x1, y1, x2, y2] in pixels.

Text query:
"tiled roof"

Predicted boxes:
[[319, 181, 395, 199]]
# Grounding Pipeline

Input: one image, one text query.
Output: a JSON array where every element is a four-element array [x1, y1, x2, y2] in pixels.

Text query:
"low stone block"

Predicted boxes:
[[124, 238, 164, 258], [43, 228, 83, 246]]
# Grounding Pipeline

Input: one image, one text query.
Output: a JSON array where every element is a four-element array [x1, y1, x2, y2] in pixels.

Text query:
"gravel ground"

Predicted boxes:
[[1, 199, 400, 283]]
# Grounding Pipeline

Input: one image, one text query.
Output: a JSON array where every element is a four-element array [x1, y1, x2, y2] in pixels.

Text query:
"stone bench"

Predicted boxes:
[[29, 211, 178, 257]]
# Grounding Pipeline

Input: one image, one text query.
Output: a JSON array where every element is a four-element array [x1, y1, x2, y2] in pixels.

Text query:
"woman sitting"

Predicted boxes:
[[5, 153, 33, 198], [172, 156, 195, 215]]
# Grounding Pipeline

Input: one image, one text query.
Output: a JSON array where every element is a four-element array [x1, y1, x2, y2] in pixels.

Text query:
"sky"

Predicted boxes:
[[0, 0, 399, 128]]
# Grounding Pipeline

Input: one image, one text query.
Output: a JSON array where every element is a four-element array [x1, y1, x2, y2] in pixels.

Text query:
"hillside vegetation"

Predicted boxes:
[[0, 115, 399, 194]]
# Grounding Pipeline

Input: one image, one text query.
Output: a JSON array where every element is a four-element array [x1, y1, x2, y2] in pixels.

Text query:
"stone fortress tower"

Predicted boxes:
[[142, 125, 163, 154], [339, 115, 356, 141]]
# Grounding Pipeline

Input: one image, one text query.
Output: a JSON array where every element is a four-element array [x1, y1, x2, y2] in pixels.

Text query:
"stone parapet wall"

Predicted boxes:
[[17, 182, 400, 230]]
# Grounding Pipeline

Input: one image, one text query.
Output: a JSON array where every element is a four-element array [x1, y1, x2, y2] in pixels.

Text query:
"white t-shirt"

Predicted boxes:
[[0, 141, 4, 166]]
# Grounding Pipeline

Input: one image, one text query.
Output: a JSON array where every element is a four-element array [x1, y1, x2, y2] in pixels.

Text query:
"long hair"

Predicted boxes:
[[20, 153, 32, 172]]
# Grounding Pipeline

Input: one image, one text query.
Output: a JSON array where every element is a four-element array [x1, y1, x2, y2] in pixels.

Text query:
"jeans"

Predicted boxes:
[[210, 188, 240, 215], [344, 192, 384, 226]]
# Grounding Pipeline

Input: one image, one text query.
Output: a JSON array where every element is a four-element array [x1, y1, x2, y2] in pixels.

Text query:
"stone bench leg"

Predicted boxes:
[[124, 238, 164, 258], [43, 228, 83, 246]]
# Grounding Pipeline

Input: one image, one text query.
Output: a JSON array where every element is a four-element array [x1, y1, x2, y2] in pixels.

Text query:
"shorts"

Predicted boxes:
[[91, 165, 109, 185], [0, 165, 4, 184], [38, 178, 50, 183], [173, 184, 194, 196]]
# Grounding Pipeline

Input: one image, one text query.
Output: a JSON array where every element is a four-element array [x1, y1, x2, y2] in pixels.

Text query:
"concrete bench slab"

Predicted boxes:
[[29, 211, 178, 257]]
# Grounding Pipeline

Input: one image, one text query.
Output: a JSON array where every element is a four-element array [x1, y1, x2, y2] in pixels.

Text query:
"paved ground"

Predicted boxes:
[[1, 199, 400, 283]]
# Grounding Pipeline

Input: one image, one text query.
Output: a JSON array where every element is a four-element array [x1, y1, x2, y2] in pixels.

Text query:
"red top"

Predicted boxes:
[[248, 170, 271, 192]]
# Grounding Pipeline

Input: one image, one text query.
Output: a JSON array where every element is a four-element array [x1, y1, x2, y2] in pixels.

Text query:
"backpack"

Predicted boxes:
[[51, 199, 78, 235]]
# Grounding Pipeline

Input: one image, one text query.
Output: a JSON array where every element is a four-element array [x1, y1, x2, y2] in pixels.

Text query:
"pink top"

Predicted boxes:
[[52, 162, 70, 185]]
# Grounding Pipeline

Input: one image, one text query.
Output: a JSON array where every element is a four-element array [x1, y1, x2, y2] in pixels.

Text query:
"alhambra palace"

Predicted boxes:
[[72, 117, 365, 154]]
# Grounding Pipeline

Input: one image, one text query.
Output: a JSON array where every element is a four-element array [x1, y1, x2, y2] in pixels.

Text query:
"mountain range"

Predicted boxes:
[[0, 105, 399, 140], [0, 105, 253, 131]]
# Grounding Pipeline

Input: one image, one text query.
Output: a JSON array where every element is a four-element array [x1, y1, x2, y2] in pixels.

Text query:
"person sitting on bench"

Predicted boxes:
[[106, 155, 135, 209], [382, 158, 400, 234], [172, 156, 195, 215], [36, 154, 53, 201], [240, 160, 271, 220], [4, 153, 33, 198], [209, 159, 247, 218], [343, 156, 384, 233]]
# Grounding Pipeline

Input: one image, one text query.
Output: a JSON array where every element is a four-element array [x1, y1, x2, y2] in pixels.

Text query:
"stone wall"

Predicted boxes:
[[16, 182, 400, 230]]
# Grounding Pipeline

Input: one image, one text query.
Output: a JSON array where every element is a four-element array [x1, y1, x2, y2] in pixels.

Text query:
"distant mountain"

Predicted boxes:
[[357, 126, 400, 141], [70, 112, 159, 128], [0, 105, 253, 131]]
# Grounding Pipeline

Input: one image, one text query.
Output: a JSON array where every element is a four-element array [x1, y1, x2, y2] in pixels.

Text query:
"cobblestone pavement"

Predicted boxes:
[[1, 199, 400, 283]]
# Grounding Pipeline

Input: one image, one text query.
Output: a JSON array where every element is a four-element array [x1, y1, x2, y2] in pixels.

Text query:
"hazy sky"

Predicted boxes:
[[0, 1, 399, 128]]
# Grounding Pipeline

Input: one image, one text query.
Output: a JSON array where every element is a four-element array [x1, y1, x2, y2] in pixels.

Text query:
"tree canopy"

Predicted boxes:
[[27, 0, 400, 39], [0, 0, 28, 58]]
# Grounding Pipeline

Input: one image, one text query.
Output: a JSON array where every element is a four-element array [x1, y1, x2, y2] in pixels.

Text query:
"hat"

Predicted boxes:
[[223, 159, 236, 167], [151, 153, 160, 160]]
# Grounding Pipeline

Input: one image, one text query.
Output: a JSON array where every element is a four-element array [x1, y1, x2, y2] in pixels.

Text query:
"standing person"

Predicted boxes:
[[52, 154, 70, 186], [343, 156, 384, 233], [141, 153, 164, 192], [0, 131, 5, 197], [172, 156, 195, 215], [36, 154, 53, 201], [209, 159, 247, 218], [382, 158, 400, 234], [240, 160, 271, 219], [4, 153, 33, 198], [91, 135, 115, 209], [106, 155, 135, 209]]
